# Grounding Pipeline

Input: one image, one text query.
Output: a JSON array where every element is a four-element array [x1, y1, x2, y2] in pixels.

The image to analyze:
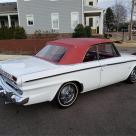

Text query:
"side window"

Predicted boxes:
[[98, 43, 120, 60], [51, 13, 59, 30], [83, 46, 98, 62], [26, 15, 34, 26]]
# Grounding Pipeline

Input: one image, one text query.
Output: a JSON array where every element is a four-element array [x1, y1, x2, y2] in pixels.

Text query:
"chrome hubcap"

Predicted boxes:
[[130, 69, 136, 82], [59, 85, 75, 105]]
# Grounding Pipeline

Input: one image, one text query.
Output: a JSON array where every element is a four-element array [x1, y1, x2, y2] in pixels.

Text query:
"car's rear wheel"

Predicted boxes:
[[56, 82, 79, 108], [128, 67, 136, 83]]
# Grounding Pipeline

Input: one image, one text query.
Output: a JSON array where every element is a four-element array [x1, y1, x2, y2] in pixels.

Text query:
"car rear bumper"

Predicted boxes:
[[0, 76, 29, 105]]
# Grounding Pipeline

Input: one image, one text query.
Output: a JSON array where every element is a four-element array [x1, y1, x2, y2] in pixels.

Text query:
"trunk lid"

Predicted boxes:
[[0, 56, 58, 79]]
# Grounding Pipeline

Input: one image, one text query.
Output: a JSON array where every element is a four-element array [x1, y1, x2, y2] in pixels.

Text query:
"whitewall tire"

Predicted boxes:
[[56, 82, 79, 108]]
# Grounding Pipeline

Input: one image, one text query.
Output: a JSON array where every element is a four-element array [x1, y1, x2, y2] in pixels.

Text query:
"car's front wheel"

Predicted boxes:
[[56, 82, 79, 108], [128, 67, 136, 83]]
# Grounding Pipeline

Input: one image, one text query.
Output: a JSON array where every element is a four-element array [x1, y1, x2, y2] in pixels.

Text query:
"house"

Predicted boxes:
[[0, 0, 104, 35], [0, 2, 19, 28], [84, 0, 104, 34]]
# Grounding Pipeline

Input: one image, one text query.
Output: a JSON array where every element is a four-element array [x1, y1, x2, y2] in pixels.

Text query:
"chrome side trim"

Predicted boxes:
[[26, 60, 136, 83]]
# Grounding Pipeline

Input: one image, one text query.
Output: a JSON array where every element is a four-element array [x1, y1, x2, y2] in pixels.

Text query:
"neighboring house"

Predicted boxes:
[[0, 0, 104, 35], [17, 0, 104, 35], [0, 2, 19, 28], [84, 0, 104, 34]]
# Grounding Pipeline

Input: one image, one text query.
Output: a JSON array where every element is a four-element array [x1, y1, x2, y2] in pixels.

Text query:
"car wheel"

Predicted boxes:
[[56, 82, 79, 108], [128, 67, 136, 83]]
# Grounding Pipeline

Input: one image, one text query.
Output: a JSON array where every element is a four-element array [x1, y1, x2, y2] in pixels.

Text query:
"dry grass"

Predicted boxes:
[[115, 42, 136, 48], [109, 38, 136, 48], [0, 55, 28, 61]]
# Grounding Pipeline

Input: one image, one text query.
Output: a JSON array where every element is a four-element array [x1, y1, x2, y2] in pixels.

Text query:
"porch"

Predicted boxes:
[[84, 6, 104, 35], [0, 13, 19, 28]]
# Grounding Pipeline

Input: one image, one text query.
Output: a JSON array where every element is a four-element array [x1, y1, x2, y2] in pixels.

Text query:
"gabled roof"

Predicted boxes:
[[0, 2, 17, 14]]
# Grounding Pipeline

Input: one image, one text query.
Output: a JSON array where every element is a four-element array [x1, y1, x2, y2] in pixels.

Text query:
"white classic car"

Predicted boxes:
[[0, 38, 136, 108]]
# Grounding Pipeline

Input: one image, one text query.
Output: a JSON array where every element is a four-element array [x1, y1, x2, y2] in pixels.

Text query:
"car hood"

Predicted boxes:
[[0, 56, 58, 80]]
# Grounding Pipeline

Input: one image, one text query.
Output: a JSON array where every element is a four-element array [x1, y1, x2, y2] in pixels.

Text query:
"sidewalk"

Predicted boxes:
[[0, 54, 28, 61]]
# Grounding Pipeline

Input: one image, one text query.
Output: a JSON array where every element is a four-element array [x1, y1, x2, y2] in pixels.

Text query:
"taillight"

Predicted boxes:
[[12, 76, 17, 82]]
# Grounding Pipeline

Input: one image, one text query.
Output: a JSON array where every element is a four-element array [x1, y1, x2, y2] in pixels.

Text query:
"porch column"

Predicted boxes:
[[8, 15, 11, 27], [99, 11, 104, 35]]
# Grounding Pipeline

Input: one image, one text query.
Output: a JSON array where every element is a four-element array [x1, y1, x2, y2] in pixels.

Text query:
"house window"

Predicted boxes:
[[26, 15, 34, 26], [51, 13, 59, 30], [89, 18, 93, 27], [89, 2, 93, 6], [71, 12, 79, 29]]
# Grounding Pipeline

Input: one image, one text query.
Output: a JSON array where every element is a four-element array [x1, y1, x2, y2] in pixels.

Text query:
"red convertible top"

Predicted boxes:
[[49, 38, 111, 48], [47, 38, 112, 65]]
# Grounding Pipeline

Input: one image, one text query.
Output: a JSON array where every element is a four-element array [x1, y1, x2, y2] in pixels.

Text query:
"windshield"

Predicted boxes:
[[36, 45, 67, 63]]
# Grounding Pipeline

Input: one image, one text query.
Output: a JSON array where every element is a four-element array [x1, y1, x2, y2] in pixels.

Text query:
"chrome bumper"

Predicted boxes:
[[0, 77, 29, 105]]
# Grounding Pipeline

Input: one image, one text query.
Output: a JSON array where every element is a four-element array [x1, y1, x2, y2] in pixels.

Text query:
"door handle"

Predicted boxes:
[[101, 64, 109, 71], [102, 64, 109, 67]]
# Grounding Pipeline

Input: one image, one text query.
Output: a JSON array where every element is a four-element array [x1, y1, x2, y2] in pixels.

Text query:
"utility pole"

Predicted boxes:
[[129, 0, 135, 40]]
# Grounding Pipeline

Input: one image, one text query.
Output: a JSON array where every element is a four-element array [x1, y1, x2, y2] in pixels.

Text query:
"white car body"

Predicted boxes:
[[0, 53, 136, 106], [0, 38, 136, 106]]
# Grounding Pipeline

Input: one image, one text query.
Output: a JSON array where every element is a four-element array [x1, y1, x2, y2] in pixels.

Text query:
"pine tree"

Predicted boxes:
[[105, 8, 115, 32]]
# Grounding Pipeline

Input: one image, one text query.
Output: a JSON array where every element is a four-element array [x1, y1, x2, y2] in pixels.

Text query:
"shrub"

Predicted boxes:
[[84, 26, 92, 37], [0, 27, 9, 40], [73, 24, 85, 38], [14, 27, 27, 39], [0, 26, 27, 40], [7, 27, 14, 39], [73, 24, 92, 38]]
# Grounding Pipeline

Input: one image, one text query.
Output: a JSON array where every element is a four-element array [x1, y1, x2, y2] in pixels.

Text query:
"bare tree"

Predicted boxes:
[[112, 3, 127, 31], [129, 0, 136, 40]]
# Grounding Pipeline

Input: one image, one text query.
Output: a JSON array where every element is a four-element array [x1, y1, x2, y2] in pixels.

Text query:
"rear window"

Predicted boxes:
[[36, 45, 67, 63]]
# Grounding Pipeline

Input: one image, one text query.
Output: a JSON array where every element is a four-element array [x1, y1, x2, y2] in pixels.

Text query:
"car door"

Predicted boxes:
[[98, 43, 129, 87], [81, 45, 101, 92]]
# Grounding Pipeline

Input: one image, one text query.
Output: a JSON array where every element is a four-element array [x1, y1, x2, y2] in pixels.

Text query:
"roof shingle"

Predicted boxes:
[[0, 2, 17, 14]]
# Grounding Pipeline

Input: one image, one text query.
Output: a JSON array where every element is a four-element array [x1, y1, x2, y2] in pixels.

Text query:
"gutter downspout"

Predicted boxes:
[[82, 0, 85, 26]]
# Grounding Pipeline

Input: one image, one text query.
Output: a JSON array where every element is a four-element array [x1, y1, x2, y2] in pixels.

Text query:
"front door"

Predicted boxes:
[[81, 45, 101, 92], [98, 43, 129, 87]]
